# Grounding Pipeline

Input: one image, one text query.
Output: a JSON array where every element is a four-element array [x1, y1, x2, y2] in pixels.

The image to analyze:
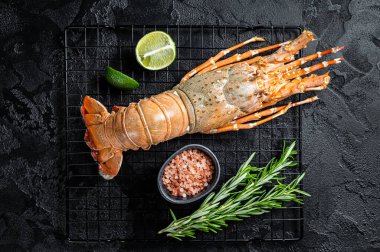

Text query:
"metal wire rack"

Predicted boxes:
[[65, 25, 304, 242]]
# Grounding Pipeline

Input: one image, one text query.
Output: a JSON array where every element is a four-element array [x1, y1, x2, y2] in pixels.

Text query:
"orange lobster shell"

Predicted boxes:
[[81, 30, 343, 179]]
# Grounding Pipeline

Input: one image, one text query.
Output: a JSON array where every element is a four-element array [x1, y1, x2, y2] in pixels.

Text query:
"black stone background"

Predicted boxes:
[[0, 0, 379, 251]]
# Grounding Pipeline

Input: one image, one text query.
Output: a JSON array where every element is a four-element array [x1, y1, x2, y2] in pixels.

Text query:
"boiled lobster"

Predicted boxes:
[[81, 30, 343, 179]]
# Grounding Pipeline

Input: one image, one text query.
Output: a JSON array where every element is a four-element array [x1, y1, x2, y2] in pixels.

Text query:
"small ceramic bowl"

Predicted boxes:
[[157, 144, 221, 204]]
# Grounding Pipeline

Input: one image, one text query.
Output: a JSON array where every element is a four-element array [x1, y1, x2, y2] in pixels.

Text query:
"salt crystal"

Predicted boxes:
[[162, 149, 215, 198]]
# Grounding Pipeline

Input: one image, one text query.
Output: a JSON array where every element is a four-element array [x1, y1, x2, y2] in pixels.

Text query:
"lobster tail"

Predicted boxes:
[[81, 92, 191, 180], [81, 96, 123, 179]]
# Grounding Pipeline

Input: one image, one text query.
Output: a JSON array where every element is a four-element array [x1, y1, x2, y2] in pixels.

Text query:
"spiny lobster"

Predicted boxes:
[[81, 30, 343, 179]]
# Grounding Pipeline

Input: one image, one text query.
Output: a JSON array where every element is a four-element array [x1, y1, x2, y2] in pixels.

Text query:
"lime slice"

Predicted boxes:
[[105, 66, 139, 90], [135, 31, 176, 70]]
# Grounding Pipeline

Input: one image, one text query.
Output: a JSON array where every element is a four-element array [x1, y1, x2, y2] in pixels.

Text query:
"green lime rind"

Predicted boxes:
[[135, 31, 176, 71], [105, 66, 139, 90]]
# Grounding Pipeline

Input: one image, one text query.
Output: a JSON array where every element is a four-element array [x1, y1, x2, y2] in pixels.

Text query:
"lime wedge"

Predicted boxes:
[[135, 31, 176, 70], [105, 66, 139, 90]]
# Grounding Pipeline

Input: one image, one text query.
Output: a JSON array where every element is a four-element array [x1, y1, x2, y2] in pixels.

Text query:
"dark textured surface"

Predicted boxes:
[[0, 0, 379, 251]]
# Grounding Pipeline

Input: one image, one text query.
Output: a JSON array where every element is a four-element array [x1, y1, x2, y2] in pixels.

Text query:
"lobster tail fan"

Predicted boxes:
[[81, 96, 123, 179], [97, 150, 123, 180], [81, 96, 109, 126]]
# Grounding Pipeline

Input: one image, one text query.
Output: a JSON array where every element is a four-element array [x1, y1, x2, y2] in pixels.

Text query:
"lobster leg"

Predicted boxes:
[[245, 56, 294, 65], [262, 30, 315, 64], [180, 36, 265, 82], [283, 58, 343, 80], [243, 30, 316, 67], [196, 41, 290, 75], [262, 73, 330, 108], [230, 96, 318, 125], [206, 103, 293, 134], [261, 56, 343, 88], [305, 86, 327, 91], [276, 46, 344, 74]]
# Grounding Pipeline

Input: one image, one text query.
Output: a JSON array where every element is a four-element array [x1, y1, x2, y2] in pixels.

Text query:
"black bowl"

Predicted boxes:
[[157, 144, 221, 204]]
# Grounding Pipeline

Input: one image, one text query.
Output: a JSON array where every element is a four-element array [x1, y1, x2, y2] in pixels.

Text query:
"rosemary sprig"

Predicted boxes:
[[158, 142, 309, 240]]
